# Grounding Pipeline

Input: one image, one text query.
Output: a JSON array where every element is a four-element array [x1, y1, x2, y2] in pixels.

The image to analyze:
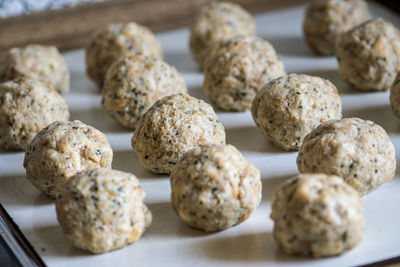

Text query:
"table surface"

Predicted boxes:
[[1, 2, 400, 267]]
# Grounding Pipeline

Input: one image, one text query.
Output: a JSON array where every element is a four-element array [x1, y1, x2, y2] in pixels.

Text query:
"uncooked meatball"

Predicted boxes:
[[251, 74, 342, 151], [24, 120, 113, 199], [189, 1, 256, 68], [297, 118, 396, 196], [86, 22, 163, 87], [390, 72, 400, 119], [203, 35, 286, 111], [170, 144, 261, 232], [336, 18, 400, 91], [131, 93, 226, 174], [56, 168, 151, 254], [0, 78, 69, 151], [0, 44, 70, 94], [271, 173, 364, 258], [102, 55, 187, 129], [303, 0, 371, 55]]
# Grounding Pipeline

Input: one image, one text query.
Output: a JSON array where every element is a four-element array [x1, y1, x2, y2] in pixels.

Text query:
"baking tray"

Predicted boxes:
[[1, 2, 400, 266]]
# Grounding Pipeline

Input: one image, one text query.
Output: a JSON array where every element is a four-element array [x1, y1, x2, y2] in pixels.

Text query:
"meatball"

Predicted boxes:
[[86, 22, 163, 87], [390, 72, 400, 119], [0, 78, 69, 151], [297, 118, 396, 196], [203, 36, 286, 111], [56, 168, 151, 254], [0, 44, 70, 94], [303, 0, 371, 55], [336, 18, 400, 91], [271, 173, 364, 258], [251, 74, 342, 151], [24, 120, 113, 199], [170, 144, 261, 232], [189, 1, 256, 68], [131, 93, 226, 174], [102, 55, 187, 130]]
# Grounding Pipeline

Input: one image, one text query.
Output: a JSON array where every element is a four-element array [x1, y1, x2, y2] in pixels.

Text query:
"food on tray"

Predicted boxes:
[[189, 1, 256, 68], [170, 144, 261, 232], [297, 117, 396, 196], [102, 55, 187, 130], [336, 18, 400, 91], [24, 120, 113, 199], [0, 78, 69, 150], [390, 72, 400, 119], [271, 173, 364, 257], [203, 35, 286, 112], [303, 0, 371, 55], [0, 44, 70, 94], [251, 74, 342, 151], [56, 168, 151, 254], [86, 22, 163, 88], [131, 93, 226, 174]]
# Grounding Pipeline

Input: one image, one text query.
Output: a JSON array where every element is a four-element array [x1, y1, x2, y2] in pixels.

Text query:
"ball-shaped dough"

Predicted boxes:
[[189, 1, 256, 68], [390, 72, 400, 119], [297, 118, 396, 196], [336, 18, 400, 91], [56, 168, 152, 254], [86, 22, 163, 87], [251, 74, 342, 151], [24, 120, 113, 199], [170, 144, 261, 232], [303, 0, 371, 55], [271, 173, 364, 258], [0, 44, 70, 94], [204, 36, 287, 111], [131, 93, 226, 174], [102, 55, 188, 129], [0, 78, 70, 151]]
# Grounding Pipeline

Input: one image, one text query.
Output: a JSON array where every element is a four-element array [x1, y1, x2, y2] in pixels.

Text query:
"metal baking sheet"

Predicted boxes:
[[1, 2, 400, 266]]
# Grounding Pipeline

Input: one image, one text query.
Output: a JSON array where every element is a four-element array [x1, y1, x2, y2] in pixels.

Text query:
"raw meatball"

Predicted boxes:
[[336, 18, 400, 91], [271, 173, 364, 258], [297, 118, 396, 196], [303, 0, 371, 55], [0, 78, 69, 151], [0, 44, 70, 94], [86, 22, 163, 87], [170, 144, 261, 232], [102, 55, 187, 130], [204, 36, 286, 111], [189, 1, 256, 68], [56, 168, 151, 254], [24, 120, 113, 199], [251, 74, 342, 151], [390, 72, 400, 119], [131, 93, 226, 174]]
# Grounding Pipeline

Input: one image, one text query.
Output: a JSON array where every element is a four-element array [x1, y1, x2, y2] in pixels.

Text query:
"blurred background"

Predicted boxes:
[[0, 0, 398, 52]]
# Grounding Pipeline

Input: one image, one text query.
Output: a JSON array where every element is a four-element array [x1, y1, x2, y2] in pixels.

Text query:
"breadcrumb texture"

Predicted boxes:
[[56, 168, 152, 254], [189, 1, 256, 68], [86, 22, 163, 87], [170, 144, 261, 232], [303, 0, 371, 55], [390, 72, 400, 119], [131, 93, 226, 174], [0, 78, 69, 151], [297, 118, 396, 196], [271, 173, 364, 258], [251, 74, 342, 151], [336, 18, 400, 91], [0, 44, 70, 94], [204, 36, 286, 111], [102, 55, 187, 129], [24, 120, 113, 199]]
